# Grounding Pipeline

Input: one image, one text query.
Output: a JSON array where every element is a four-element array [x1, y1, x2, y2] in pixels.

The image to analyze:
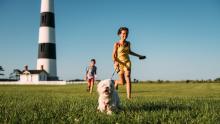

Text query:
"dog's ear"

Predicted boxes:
[[97, 81, 100, 85], [97, 80, 102, 86], [97, 80, 102, 93]]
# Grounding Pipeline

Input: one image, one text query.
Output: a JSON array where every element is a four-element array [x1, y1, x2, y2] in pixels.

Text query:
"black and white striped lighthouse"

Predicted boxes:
[[37, 0, 58, 80]]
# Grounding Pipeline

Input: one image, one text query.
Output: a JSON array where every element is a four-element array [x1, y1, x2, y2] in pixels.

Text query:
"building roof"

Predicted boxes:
[[21, 70, 48, 75], [14, 69, 22, 74]]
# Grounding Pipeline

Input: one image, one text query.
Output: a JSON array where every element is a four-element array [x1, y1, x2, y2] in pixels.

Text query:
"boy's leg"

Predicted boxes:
[[90, 78, 94, 93], [87, 79, 91, 92]]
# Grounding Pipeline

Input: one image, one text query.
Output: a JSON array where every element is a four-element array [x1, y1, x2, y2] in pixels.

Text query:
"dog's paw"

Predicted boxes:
[[106, 110, 112, 115], [97, 108, 100, 113]]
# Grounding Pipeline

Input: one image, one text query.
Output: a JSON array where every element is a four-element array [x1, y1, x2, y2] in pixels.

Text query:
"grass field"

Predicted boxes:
[[0, 82, 219, 123]]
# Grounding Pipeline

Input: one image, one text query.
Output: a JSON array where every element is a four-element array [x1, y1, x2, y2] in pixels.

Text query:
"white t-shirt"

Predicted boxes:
[[86, 66, 97, 79]]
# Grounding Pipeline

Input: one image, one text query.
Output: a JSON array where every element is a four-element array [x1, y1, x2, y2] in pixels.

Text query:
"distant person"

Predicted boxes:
[[112, 27, 146, 99], [85, 59, 97, 93]]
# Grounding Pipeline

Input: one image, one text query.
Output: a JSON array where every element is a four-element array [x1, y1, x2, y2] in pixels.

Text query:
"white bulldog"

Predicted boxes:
[[97, 79, 120, 115]]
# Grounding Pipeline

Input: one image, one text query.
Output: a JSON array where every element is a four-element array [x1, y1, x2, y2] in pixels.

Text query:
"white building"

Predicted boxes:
[[20, 65, 48, 82]]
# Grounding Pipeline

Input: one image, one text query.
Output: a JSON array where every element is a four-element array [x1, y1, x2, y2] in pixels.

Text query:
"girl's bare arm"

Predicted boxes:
[[112, 43, 118, 62], [128, 42, 146, 59]]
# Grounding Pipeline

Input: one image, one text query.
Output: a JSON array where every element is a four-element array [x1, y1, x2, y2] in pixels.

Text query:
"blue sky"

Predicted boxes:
[[0, 0, 220, 80]]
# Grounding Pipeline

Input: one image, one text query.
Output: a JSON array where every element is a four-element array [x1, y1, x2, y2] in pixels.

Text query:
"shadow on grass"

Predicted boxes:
[[118, 90, 152, 94], [122, 102, 193, 112]]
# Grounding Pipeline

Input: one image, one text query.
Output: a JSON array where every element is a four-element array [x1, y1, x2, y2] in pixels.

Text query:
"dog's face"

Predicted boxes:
[[97, 79, 114, 97]]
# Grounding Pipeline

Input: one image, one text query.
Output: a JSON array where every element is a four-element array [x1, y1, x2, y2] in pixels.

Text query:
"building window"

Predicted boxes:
[[41, 15, 47, 25], [41, 44, 45, 52], [40, 12, 55, 27], [41, 16, 44, 24]]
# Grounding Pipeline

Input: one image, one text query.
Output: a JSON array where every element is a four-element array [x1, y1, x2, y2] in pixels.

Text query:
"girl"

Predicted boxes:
[[112, 27, 146, 99]]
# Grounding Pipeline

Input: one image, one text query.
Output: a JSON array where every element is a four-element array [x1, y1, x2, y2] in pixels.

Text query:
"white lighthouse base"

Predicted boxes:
[[37, 58, 58, 80]]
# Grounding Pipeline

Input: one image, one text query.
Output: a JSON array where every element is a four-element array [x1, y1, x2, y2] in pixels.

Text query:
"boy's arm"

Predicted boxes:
[[84, 67, 88, 80], [94, 67, 97, 79]]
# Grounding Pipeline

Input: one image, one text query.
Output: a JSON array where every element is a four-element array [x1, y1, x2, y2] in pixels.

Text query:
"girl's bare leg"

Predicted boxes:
[[125, 70, 131, 99], [114, 73, 125, 89]]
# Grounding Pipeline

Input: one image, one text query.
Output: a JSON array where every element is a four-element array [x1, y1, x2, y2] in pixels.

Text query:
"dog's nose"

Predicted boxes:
[[104, 87, 109, 92]]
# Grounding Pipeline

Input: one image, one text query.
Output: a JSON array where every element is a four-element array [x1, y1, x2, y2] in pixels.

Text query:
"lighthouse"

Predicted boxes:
[[37, 0, 58, 80]]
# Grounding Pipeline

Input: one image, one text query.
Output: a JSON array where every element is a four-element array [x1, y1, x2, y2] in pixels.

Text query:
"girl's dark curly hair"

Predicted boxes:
[[117, 27, 129, 36]]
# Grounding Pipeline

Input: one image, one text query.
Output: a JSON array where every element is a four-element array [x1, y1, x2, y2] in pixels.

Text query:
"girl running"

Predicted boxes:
[[112, 27, 146, 99]]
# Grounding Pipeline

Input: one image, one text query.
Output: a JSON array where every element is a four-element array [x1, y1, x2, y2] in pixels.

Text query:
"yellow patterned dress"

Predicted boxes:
[[116, 41, 131, 74]]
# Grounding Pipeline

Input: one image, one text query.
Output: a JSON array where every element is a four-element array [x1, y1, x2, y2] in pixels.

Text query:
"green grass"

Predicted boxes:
[[0, 82, 219, 123]]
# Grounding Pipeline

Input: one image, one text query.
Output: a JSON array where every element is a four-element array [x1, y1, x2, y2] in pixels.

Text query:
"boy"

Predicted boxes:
[[85, 59, 97, 93]]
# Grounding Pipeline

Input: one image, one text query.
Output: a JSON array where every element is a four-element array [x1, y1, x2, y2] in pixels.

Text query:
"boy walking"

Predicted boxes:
[[85, 59, 97, 93]]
